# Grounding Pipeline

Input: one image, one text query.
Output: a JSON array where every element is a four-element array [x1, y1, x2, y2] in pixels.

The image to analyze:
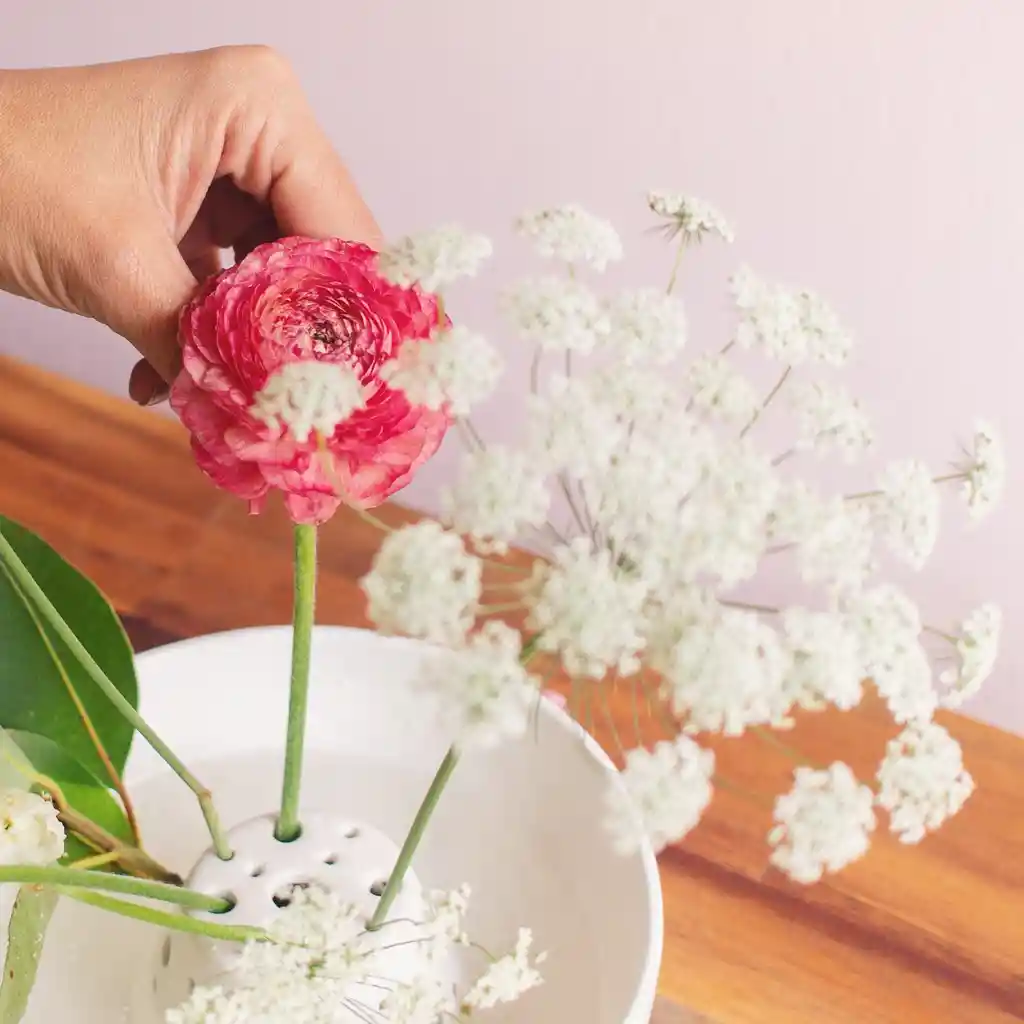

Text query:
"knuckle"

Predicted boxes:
[[204, 44, 295, 86]]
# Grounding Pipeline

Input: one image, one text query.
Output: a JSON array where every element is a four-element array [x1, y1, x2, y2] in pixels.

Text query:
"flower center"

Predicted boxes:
[[306, 315, 356, 358]]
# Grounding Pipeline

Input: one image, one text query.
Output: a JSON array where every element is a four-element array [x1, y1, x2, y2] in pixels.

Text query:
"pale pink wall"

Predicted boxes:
[[1, 2, 1022, 732]]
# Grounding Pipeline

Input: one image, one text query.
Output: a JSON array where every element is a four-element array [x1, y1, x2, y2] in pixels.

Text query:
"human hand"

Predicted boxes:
[[0, 46, 380, 405]]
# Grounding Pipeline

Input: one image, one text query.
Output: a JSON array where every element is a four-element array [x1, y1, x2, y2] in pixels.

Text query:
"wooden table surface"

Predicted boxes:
[[1, 355, 1022, 1023]]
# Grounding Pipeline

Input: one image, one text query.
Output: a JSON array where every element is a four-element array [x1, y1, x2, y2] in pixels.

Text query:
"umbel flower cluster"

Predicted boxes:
[[169, 886, 544, 1024], [255, 191, 1004, 889]]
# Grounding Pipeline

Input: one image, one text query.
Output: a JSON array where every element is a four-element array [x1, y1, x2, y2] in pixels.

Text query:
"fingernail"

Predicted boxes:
[[144, 385, 170, 407], [131, 381, 168, 406]]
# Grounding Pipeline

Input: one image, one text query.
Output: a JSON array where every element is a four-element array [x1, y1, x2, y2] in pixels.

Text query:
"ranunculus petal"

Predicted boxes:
[[172, 237, 450, 524]]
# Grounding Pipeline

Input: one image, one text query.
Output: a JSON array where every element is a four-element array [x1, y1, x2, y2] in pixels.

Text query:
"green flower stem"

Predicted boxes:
[[276, 524, 318, 842], [0, 865, 228, 911], [60, 889, 263, 943], [0, 531, 233, 861], [368, 747, 460, 931]]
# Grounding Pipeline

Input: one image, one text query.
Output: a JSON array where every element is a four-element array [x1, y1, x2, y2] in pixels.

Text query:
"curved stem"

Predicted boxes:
[[276, 524, 318, 841], [752, 726, 825, 770], [0, 531, 232, 860], [0, 865, 228, 911], [60, 889, 261, 943]]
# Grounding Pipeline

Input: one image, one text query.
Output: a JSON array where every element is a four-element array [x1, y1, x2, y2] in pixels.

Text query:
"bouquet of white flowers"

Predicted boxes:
[[0, 189, 1003, 1023]]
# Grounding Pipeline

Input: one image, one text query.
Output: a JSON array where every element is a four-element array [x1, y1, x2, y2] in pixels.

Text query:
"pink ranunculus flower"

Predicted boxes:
[[170, 237, 450, 525]]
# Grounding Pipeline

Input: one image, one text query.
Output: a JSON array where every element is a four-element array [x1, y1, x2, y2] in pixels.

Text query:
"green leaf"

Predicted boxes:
[[6, 732, 134, 864], [0, 886, 58, 1023], [0, 518, 138, 780]]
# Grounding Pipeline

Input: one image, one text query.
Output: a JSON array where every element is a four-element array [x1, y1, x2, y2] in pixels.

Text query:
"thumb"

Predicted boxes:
[[89, 225, 197, 385]]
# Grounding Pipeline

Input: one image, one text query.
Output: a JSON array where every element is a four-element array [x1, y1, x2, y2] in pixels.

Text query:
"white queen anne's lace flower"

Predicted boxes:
[[527, 538, 649, 678], [381, 977, 456, 1023], [442, 446, 550, 554], [647, 190, 735, 243], [361, 522, 481, 645], [461, 927, 546, 1011], [604, 288, 688, 364], [515, 204, 623, 270], [788, 380, 873, 461], [381, 326, 502, 417], [685, 354, 760, 426], [672, 440, 778, 587], [605, 736, 715, 854], [939, 603, 1001, 708], [377, 225, 492, 292], [0, 789, 65, 866], [771, 483, 875, 594], [876, 722, 974, 843], [649, 596, 792, 736], [781, 608, 864, 712], [575, 403, 715, 585], [731, 267, 852, 366], [420, 621, 539, 750], [250, 361, 365, 442], [844, 585, 937, 723], [769, 763, 875, 884], [501, 276, 609, 352], [876, 460, 940, 570], [526, 370, 629, 475], [421, 885, 471, 952], [957, 420, 1006, 520]]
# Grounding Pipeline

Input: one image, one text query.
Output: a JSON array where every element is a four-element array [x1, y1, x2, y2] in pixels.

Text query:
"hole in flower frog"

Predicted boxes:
[[324, 853, 339, 866], [272, 879, 325, 909], [369, 879, 388, 898], [209, 892, 238, 915], [160, 935, 172, 967], [344, 827, 360, 839], [250, 864, 266, 878]]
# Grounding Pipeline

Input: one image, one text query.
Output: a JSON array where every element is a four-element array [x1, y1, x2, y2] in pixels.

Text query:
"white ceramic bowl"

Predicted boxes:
[[11, 626, 663, 1023]]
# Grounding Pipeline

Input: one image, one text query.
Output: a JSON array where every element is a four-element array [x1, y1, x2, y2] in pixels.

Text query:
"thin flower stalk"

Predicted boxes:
[[666, 236, 686, 295], [740, 365, 792, 438]]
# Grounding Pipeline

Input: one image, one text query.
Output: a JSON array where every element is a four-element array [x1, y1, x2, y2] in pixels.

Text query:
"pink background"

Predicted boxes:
[[1, 3, 1021, 732]]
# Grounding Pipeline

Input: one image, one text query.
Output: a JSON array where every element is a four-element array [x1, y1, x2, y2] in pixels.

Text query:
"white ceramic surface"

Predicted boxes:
[[5, 625, 663, 1022]]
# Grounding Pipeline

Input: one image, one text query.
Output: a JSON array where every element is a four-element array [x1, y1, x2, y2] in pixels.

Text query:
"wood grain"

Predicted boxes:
[[2, 355, 1023, 1023]]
